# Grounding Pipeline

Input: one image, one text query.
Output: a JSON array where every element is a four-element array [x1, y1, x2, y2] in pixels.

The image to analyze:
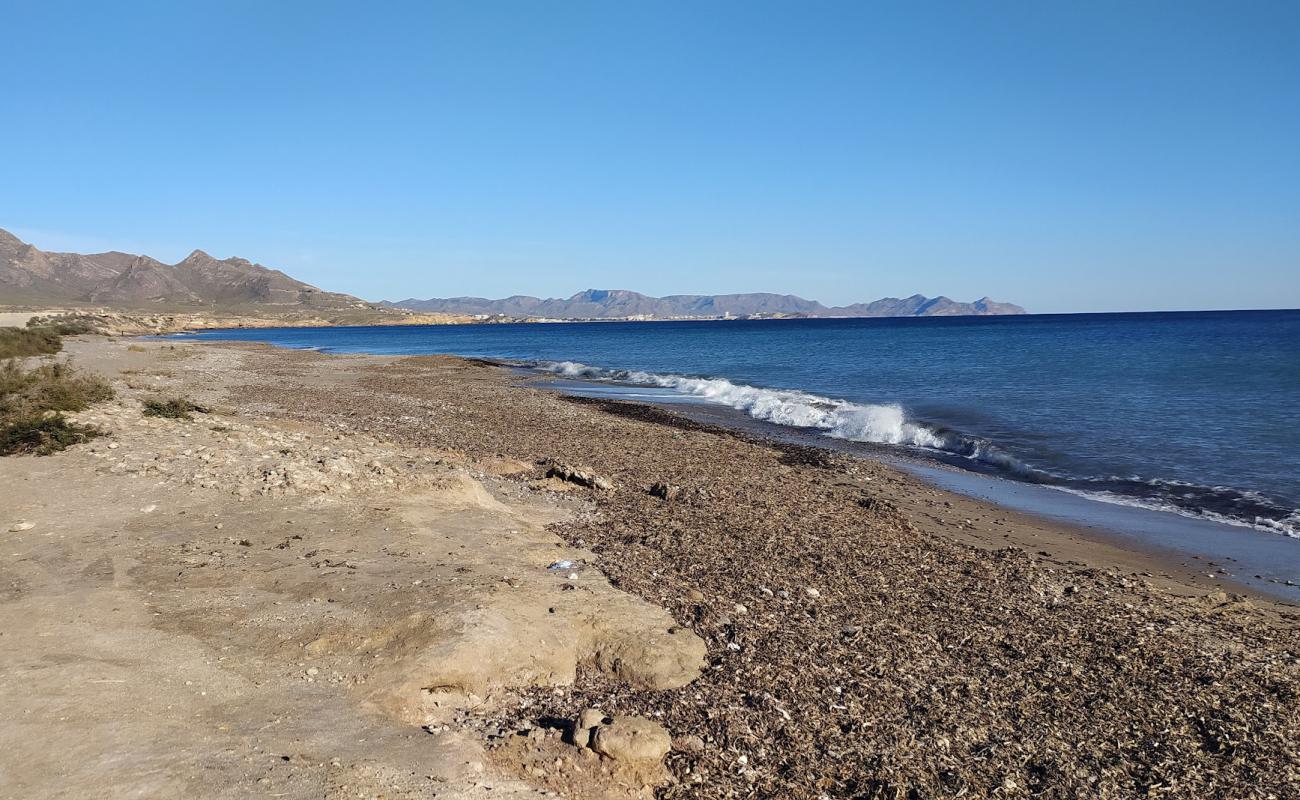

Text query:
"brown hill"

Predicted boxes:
[[0, 228, 371, 311]]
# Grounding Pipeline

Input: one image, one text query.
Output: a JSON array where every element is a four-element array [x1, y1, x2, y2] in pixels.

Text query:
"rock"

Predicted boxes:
[[572, 708, 611, 748], [649, 482, 682, 501], [140, 504, 158, 514], [8, 522, 35, 532], [686, 589, 706, 602], [590, 716, 672, 764], [805, 587, 821, 598], [674, 734, 706, 754], [545, 462, 614, 491]]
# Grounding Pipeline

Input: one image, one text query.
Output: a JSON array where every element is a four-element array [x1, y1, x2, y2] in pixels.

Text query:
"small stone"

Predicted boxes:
[[686, 589, 706, 602], [573, 708, 610, 747], [649, 482, 682, 501], [734, 604, 748, 614], [674, 734, 706, 754], [8, 522, 35, 532], [590, 716, 671, 764], [306, 667, 319, 676], [140, 504, 158, 514], [805, 588, 821, 598]]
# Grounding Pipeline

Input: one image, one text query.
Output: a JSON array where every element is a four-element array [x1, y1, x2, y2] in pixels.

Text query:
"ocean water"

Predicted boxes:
[[188, 310, 1300, 539]]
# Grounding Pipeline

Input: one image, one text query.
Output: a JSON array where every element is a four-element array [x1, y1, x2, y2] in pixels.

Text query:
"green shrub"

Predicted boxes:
[[0, 327, 62, 358], [0, 413, 101, 456], [142, 397, 208, 420]]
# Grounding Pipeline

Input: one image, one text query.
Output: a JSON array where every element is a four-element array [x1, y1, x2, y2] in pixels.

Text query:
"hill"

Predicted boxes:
[[0, 227, 372, 311], [383, 288, 1026, 319]]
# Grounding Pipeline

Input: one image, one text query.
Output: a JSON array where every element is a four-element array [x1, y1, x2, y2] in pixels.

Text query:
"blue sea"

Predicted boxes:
[[189, 310, 1300, 540]]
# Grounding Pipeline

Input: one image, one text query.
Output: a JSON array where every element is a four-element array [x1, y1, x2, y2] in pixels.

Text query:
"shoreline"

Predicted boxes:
[[538, 380, 1299, 610], [546, 381, 1300, 604], [128, 329, 1300, 604], [5, 336, 1299, 798], [177, 320, 1300, 557]]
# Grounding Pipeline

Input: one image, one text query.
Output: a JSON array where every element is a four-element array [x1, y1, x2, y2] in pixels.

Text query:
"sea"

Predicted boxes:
[[186, 310, 1300, 593]]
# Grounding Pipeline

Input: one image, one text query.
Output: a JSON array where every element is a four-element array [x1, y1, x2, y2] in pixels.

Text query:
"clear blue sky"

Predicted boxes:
[[2, 1, 1298, 312]]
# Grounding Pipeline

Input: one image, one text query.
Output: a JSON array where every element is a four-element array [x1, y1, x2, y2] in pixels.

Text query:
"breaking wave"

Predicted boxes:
[[537, 360, 1041, 473], [535, 359, 1300, 539]]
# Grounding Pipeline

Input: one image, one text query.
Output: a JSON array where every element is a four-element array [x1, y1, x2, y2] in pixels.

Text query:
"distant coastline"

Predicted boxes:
[[380, 288, 1026, 321]]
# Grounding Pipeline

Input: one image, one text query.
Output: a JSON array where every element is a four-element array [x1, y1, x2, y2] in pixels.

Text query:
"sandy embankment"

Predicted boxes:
[[0, 339, 703, 799], [0, 306, 477, 335], [2, 336, 1298, 799]]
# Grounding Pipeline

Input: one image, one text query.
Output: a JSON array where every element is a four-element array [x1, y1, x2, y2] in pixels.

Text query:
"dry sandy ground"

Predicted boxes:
[[1, 339, 703, 799], [2, 337, 1299, 799], [0, 310, 52, 327]]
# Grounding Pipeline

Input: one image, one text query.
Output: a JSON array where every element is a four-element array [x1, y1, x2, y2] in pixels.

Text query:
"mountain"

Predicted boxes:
[[0, 228, 372, 310], [383, 289, 1026, 319]]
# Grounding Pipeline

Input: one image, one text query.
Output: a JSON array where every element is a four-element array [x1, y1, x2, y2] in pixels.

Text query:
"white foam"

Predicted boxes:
[[541, 361, 951, 450], [1049, 486, 1300, 539]]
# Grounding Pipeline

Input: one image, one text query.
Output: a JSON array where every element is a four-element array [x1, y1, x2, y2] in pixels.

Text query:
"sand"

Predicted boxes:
[[1, 336, 1297, 799]]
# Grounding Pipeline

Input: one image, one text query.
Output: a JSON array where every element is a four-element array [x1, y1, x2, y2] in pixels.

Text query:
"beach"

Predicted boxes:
[[3, 335, 1298, 799]]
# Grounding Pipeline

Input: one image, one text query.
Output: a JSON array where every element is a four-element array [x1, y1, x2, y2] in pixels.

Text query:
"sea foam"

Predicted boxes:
[[543, 361, 977, 453]]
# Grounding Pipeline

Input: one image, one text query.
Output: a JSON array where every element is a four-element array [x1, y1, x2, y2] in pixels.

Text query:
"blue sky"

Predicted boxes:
[[2, 1, 1297, 312]]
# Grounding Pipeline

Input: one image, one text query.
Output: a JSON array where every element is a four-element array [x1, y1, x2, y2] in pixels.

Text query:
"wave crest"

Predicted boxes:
[[541, 360, 994, 455]]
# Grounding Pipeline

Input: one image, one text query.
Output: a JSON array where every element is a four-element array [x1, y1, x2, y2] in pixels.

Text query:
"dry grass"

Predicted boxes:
[[0, 327, 63, 359], [26, 314, 102, 336], [0, 360, 114, 455], [142, 397, 208, 420]]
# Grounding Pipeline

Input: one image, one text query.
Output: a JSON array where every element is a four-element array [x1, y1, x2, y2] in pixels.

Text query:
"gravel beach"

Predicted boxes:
[[244, 345, 1300, 799], [4, 337, 1297, 799]]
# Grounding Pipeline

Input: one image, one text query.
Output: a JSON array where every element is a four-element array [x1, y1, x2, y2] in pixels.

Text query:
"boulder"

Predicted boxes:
[[589, 716, 672, 764]]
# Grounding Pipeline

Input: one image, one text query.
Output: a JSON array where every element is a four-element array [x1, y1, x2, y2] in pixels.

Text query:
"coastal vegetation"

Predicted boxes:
[[142, 396, 207, 420], [0, 358, 112, 455], [0, 326, 63, 359]]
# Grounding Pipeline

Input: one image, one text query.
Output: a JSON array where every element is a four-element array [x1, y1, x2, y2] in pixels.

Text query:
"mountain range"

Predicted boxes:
[[0, 227, 371, 310], [0, 227, 1025, 320], [382, 289, 1026, 319]]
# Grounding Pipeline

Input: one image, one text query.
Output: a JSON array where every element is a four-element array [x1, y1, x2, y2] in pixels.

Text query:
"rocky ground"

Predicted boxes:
[[3, 337, 1299, 799], [1, 340, 704, 799]]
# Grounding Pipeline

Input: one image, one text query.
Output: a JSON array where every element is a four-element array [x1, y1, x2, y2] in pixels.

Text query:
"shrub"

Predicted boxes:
[[26, 315, 101, 336], [0, 360, 114, 419], [142, 397, 208, 420], [0, 414, 101, 456], [0, 327, 62, 358], [0, 359, 114, 456]]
